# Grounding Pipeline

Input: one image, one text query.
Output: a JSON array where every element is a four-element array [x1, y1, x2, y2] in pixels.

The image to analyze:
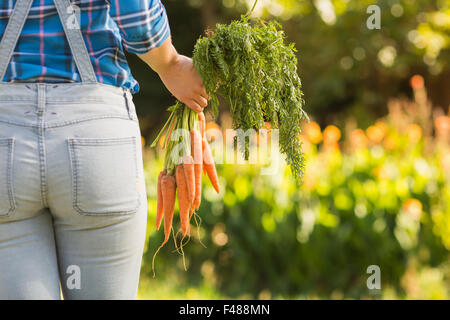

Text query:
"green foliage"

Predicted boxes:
[[268, 0, 450, 121], [193, 16, 308, 183]]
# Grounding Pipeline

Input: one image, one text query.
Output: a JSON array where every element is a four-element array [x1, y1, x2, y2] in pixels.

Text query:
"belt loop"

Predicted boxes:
[[123, 89, 133, 120], [37, 83, 46, 114]]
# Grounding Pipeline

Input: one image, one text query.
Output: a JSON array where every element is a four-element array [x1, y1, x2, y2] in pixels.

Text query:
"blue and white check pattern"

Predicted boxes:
[[0, 0, 171, 93]]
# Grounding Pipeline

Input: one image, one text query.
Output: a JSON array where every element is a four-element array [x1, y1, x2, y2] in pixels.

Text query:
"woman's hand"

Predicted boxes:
[[138, 37, 209, 112], [158, 55, 209, 112]]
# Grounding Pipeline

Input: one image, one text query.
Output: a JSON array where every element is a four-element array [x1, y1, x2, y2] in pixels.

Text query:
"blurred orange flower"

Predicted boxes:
[[403, 199, 422, 220], [350, 129, 368, 150], [141, 136, 146, 147], [323, 125, 341, 145], [384, 135, 398, 151], [435, 116, 450, 133], [324, 143, 340, 153], [410, 75, 424, 90], [304, 121, 322, 144], [406, 124, 422, 143], [298, 134, 312, 154], [366, 125, 386, 143], [206, 121, 220, 131], [375, 121, 389, 136]]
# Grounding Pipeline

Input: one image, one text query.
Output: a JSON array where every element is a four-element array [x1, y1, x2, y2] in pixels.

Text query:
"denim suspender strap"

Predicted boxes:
[[53, 0, 97, 83], [0, 0, 34, 82], [0, 0, 98, 84]]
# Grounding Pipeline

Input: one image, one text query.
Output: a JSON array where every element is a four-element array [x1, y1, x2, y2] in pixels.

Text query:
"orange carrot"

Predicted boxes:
[[164, 116, 176, 149], [161, 175, 176, 243], [152, 173, 176, 277], [191, 130, 203, 212], [192, 167, 202, 212], [202, 135, 207, 175], [202, 139, 206, 174], [198, 112, 206, 138], [203, 138, 220, 193], [183, 155, 195, 210], [191, 129, 203, 165], [176, 165, 190, 236], [155, 170, 167, 230]]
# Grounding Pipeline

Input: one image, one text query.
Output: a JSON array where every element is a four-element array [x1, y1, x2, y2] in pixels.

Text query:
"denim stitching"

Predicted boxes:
[[0, 82, 126, 94], [37, 84, 48, 208], [69, 136, 137, 145], [0, 97, 125, 104], [47, 98, 123, 104], [0, 138, 16, 217], [0, 115, 132, 129], [45, 116, 136, 129], [0, 97, 37, 102], [68, 137, 140, 216], [67, 139, 78, 216]]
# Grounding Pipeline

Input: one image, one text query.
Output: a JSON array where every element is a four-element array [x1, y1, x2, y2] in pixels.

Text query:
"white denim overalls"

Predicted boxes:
[[0, 0, 148, 299]]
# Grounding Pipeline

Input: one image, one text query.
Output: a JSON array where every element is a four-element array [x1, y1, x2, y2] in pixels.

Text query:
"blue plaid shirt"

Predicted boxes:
[[0, 0, 171, 93]]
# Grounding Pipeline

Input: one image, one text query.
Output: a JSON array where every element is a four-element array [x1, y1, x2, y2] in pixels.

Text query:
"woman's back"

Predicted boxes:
[[0, 0, 208, 300], [0, 0, 170, 93]]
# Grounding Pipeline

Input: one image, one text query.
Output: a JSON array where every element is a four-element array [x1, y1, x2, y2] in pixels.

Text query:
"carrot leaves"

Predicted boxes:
[[192, 17, 308, 183]]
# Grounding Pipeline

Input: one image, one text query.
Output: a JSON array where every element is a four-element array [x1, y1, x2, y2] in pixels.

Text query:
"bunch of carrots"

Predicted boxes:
[[151, 102, 220, 272], [150, 1, 307, 274]]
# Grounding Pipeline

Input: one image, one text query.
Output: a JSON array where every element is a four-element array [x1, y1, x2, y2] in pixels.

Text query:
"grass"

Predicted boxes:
[[137, 276, 227, 300]]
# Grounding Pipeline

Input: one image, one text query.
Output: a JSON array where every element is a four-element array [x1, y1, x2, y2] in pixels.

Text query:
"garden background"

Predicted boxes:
[[128, 0, 450, 299]]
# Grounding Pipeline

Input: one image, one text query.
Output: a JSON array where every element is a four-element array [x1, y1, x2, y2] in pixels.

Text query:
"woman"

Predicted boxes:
[[0, 0, 207, 299]]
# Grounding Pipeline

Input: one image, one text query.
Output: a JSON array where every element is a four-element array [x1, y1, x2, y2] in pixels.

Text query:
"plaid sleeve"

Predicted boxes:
[[108, 0, 171, 54]]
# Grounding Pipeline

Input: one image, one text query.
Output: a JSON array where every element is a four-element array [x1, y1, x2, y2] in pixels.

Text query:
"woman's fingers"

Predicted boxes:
[[186, 100, 203, 113], [201, 92, 211, 101], [199, 86, 210, 100], [196, 95, 209, 108], [185, 94, 208, 113]]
